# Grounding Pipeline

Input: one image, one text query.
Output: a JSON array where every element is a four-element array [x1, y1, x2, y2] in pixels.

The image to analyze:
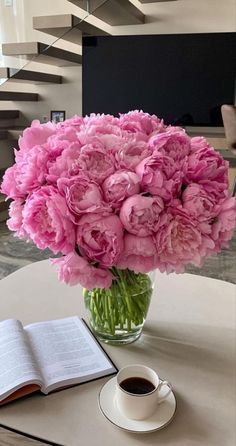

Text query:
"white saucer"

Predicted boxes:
[[98, 376, 176, 433]]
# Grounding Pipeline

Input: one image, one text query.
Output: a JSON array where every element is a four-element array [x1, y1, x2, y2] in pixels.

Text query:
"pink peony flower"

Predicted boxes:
[[3, 143, 54, 200], [84, 124, 122, 139], [120, 194, 164, 236], [47, 127, 80, 149], [75, 138, 115, 184], [12, 145, 51, 196], [58, 175, 110, 217], [77, 213, 124, 268], [7, 200, 27, 238], [190, 136, 211, 153], [56, 115, 84, 130], [182, 183, 220, 225], [19, 120, 56, 152], [185, 146, 229, 185], [115, 139, 152, 170], [136, 152, 183, 201], [82, 113, 121, 138], [155, 208, 215, 273], [210, 197, 236, 251], [47, 142, 82, 182], [193, 179, 229, 203], [117, 234, 157, 273], [119, 110, 165, 136], [51, 253, 113, 289], [83, 113, 119, 128], [102, 171, 140, 209], [0, 165, 23, 199], [149, 128, 191, 162], [22, 186, 75, 254], [78, 132, 123, 154]]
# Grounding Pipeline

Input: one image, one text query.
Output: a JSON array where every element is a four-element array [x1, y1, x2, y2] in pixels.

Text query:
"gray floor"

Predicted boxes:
[[0, 221, 235, 284]]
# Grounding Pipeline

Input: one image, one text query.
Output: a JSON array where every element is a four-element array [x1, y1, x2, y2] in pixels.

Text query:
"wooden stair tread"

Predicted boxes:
[[0, 126, 25, 142], [6, 127, 25, 139], [8, 130, 24, 140], [33, 14, 109, 45], [0, 131, 21, 148], [0, 110, 20, 119], [2, 42, 82, 66], [0, 67, 62, 84], [67, 0, 145, 26], [0, 130, 8, 140], [0, 91, 39, 101]]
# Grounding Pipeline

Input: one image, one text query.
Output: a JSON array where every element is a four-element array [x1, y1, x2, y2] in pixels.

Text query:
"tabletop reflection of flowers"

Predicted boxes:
[[1, 111, 236, 344]]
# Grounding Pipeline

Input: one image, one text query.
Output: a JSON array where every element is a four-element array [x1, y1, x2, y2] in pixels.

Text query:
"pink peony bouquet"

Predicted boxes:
[[1, 110, 236, 291]]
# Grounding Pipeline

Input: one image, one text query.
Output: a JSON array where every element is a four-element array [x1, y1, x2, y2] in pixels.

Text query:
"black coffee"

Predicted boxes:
[[120, 377, 155, 394]]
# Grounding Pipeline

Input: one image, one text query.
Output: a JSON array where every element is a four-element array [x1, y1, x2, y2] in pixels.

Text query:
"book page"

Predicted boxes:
[[25, 317, 116, 393], [0, 319, 43, 401]]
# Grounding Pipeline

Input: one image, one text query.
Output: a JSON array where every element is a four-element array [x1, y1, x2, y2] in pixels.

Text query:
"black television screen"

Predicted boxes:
[[82, 33, 236, 127]]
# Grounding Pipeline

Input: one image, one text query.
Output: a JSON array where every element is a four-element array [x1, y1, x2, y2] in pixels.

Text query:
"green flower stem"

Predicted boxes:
[[84, 268, 153, 338]]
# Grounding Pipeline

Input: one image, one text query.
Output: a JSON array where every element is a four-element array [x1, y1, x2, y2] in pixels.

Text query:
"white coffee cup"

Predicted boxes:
[[116, 364, 172, 420]]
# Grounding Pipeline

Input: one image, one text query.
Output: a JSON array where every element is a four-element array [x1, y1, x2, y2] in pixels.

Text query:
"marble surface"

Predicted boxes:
[[0, 221, 235, 284]]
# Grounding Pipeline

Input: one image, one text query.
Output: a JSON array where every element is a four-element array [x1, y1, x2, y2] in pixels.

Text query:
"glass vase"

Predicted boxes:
[[83, 268, 154, 345]]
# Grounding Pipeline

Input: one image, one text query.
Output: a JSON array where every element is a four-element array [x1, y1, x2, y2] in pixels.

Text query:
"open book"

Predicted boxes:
[[0, 316, 117, 405]]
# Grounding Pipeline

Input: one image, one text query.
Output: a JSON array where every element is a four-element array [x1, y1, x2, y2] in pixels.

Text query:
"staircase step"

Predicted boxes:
[[7, 127, 24, 140], [33, 14, 109, 45], [0, 91, 39, 101], [0, 130, 8, 140], [0, 127, 25, 143], [2, 42, 82, 66], [0, 67, 62, 84], [0, 110, 19, 119], [67, 0, 145, 26]]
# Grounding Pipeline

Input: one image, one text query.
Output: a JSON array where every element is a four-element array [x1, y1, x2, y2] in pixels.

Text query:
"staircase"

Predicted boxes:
[[0, 110, 20, 120], [33, 14, 109, 44], [2, 42, 82, 66], [0, 91, 39, 101], [0, 3, 113, 222], [0, 0, 118, 158], [0, 67, 62, 84]]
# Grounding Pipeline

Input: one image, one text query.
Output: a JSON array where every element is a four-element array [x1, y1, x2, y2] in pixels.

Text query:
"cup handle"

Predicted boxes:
[[157, 380, 172, 404]]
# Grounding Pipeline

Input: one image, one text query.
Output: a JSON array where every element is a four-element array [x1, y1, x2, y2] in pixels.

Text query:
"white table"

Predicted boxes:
[[0, 260, 235, 446]]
